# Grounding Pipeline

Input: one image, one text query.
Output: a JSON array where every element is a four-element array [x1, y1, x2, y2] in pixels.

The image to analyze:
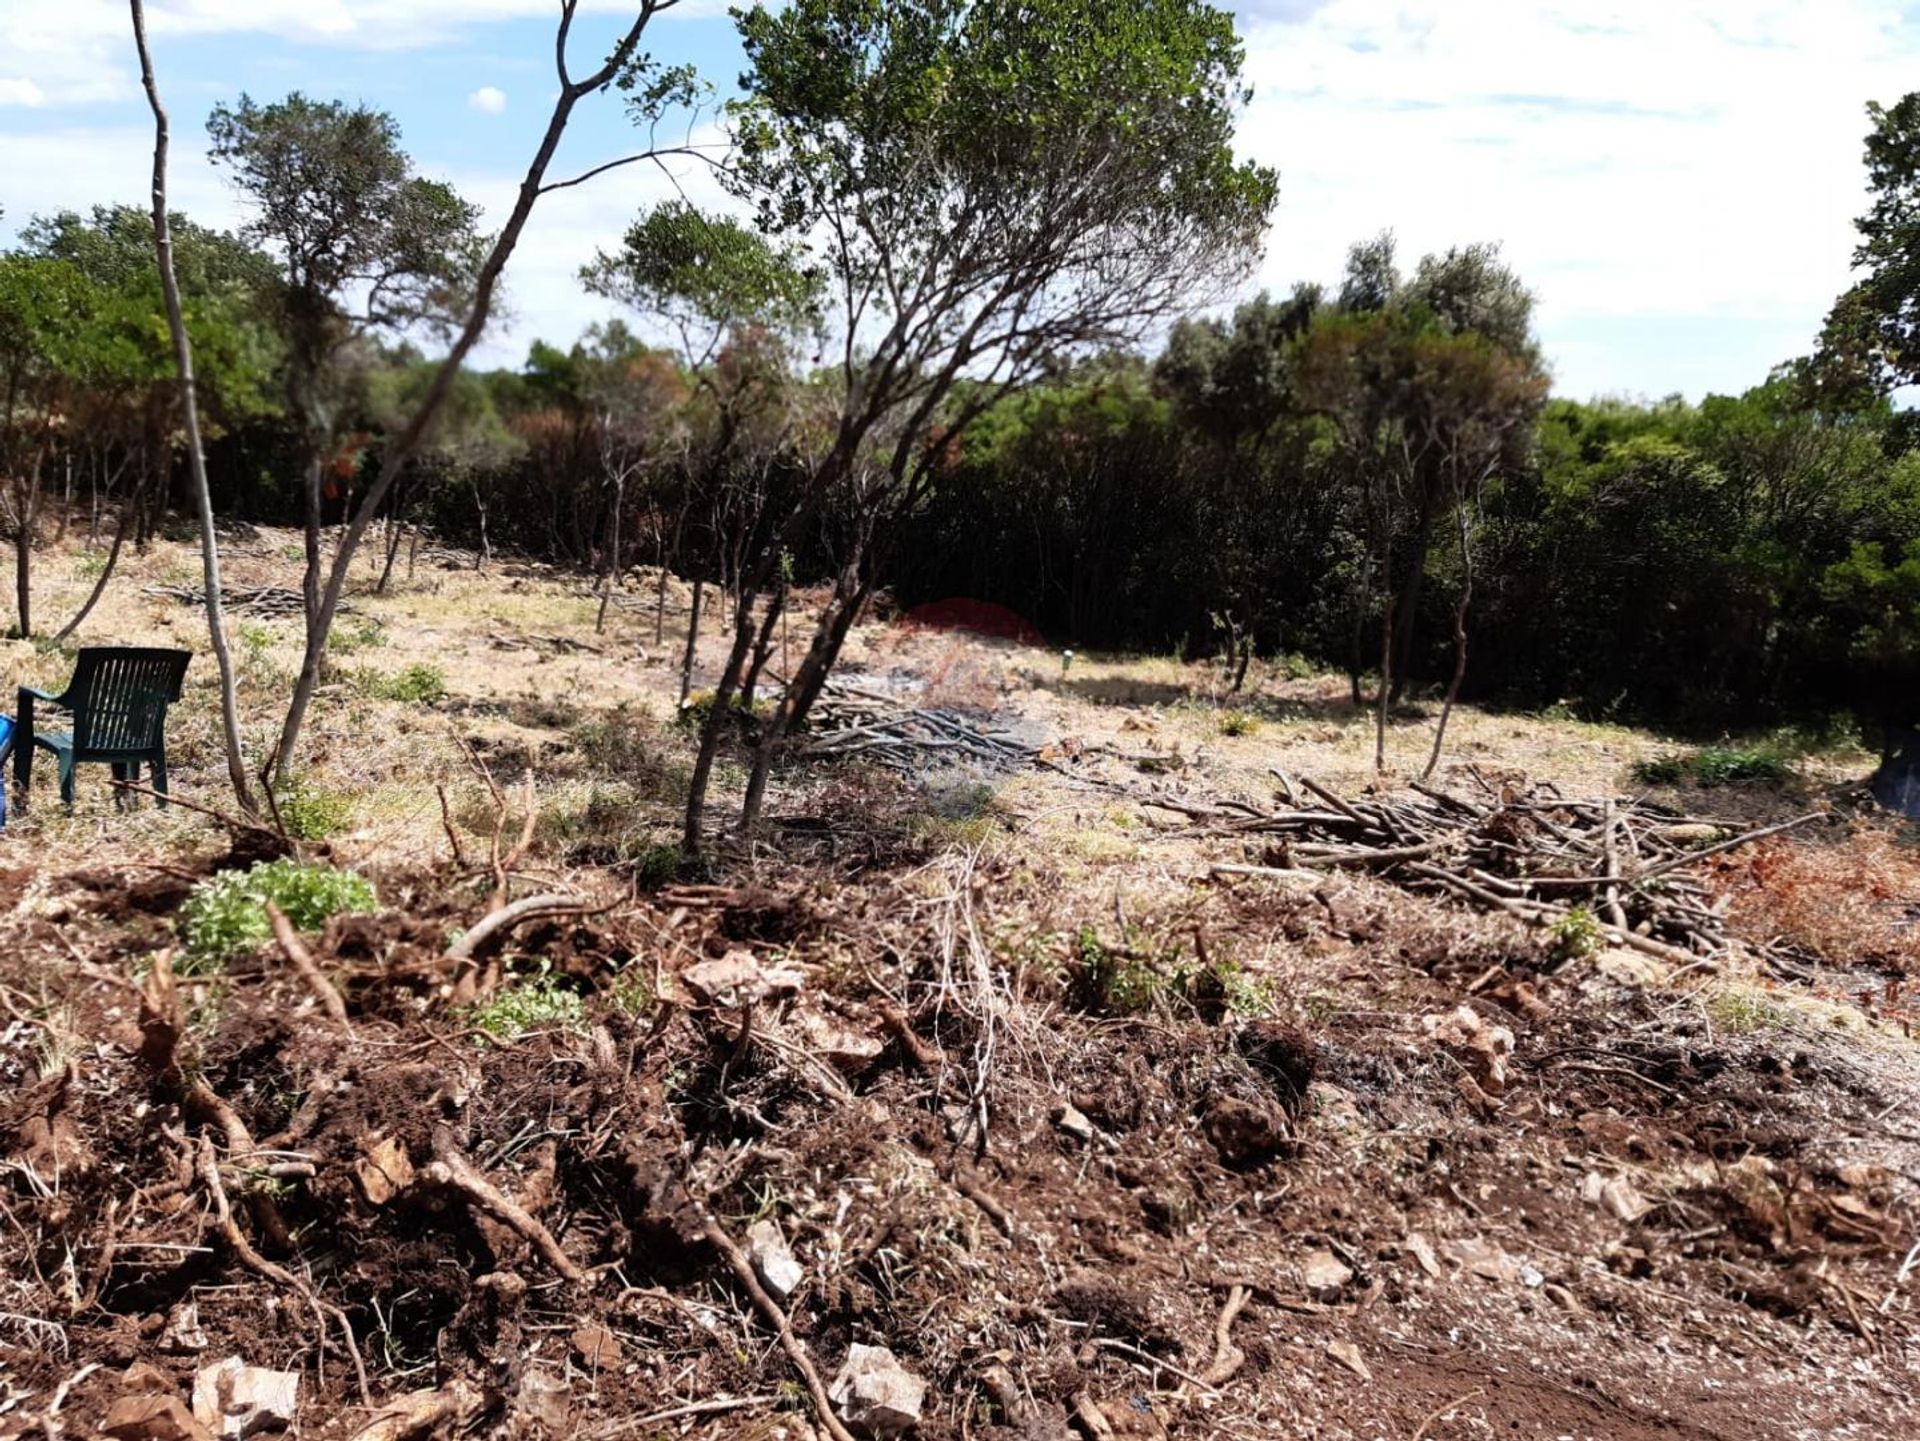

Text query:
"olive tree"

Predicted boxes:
[[585, 202, 818, 683], [676, 0, 1278, 849], [204, 1, 703, 781]]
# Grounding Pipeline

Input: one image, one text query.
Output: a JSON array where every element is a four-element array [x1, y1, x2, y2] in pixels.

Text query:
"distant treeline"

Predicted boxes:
[[7, 207, 1918, 738]]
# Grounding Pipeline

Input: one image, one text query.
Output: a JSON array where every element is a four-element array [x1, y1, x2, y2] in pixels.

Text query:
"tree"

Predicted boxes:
[[207, 1, 705, 780], [129, 0, 254, 809], [1294, 236, 1546, 770], [1817, 94, 1920, 398], [16, 204, 281, 639], [0, 256, 104, 637], [678, 0, 1277, 848], [206, 89, 483, 773], [585, 202, 817, 682]]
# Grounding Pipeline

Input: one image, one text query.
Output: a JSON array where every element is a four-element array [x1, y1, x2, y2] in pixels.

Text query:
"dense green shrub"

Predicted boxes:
[[180, 859, 377, 965], [354, 662, 447, 704], [1633, 746, 1794, 787]]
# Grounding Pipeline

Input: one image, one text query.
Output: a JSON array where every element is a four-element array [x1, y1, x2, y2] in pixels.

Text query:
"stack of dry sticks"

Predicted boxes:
[[1176, 771, 1824, 968], [806, 681, 1037, 774]]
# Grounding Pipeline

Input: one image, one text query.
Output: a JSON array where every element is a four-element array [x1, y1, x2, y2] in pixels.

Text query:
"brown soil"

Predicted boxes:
[[1, 537, 1915, 1440], [4, 805, 1918, 1440]]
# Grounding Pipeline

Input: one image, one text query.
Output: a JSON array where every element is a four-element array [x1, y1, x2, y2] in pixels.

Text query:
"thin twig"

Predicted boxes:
[[265, 902, 349, 1026], [592, 1393, 779, 1438], [699, 1208, 858, 1441], [1410, 1386, 1486, 1441]]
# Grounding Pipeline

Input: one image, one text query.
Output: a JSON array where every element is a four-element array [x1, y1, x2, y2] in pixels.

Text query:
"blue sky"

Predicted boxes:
[[5, 0, 1919, 400]]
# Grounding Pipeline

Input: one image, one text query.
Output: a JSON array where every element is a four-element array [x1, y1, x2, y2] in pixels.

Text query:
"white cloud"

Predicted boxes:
[[0, 1, 725, 110], [1233, 0, 1920, 396], [5, 0, 1919, 398], [468, 86, 507, 115]]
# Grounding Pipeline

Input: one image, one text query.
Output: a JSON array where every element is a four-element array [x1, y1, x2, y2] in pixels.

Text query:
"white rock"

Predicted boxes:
[[748, 1218, 805, 1302], [682, 950, 805, 1007], [1053, 1104, 1096, 1143], [829, 1343, 926, 1437], [1302, 1249, 1354, 1300], [191, 1358, 299, 1438]]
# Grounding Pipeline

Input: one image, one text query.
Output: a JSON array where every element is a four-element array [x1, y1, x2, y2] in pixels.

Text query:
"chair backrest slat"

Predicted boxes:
[[68, 648, 191, 754]]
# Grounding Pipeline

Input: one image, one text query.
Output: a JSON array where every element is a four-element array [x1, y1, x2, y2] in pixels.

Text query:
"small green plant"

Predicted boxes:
[[332, 616, 389, 654], [271, 775, 352, 841], [468, 964, 585, 1041], [1705, 987, 1787, 1035], [355, 662, 447, 705], [1217, 708, 1259, 738], [610, 961, 658, 1017], [70, 549, 110, 581], [1634, 745, 1792, 787], [674, 689, 772, 731], [632, 841, 683, 888], [1548, 906, 1605, 963], [1076, 924, 1184, 1013], [180, 859, 377, 966], [1203, 958, 1274, 1016], [237, 623, 284, 688]]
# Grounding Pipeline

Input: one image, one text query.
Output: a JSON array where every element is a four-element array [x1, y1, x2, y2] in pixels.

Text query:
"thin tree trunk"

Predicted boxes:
[[269, 1, 670, 780], [1421, 500, 1475, 783], [376, 471, 411, 593], [739, 581, 784, 711], [13, 476, 33, 639], [682, 582, 758, 855], [53, 485, 138, 643], [1390, 488, 1439, 703], [1374, 591, 1393, 775], [738, 560, 865, 840], [654, 550, 669, 646], [131, 0, 255, 811], [597, 476, 624, 635], [678, 577, 704, 709]]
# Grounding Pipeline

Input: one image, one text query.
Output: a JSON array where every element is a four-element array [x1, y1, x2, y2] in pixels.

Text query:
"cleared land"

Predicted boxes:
[[2, 528, 1917, 1440]]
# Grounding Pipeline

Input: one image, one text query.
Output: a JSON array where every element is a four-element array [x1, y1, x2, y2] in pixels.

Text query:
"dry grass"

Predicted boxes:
[[1716, 827, 1920, 974]]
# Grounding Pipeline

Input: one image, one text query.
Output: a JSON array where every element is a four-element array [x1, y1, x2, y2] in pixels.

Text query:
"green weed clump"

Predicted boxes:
[[331, 617, 389, 654], [1634, 745, 1793, 787], [468, 965, 585, 1041], [1548, 905, 1605, 963], [1217, 708, 1259, 737], [180, 859, 377, 966], [1071, 925, 1269, 1017], [271, 776, 353, 840], [355, 662, 447, 705]]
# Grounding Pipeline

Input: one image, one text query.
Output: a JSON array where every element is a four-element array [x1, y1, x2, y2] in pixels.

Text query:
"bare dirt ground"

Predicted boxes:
[[3, 527, 1918, 1440]]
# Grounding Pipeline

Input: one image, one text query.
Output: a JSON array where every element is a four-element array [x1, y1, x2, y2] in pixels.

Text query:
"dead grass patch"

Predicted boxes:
[[1715, 827, 1920, 973]]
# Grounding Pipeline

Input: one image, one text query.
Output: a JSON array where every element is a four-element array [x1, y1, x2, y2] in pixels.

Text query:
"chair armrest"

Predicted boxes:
[[18, 686, 66, 707]]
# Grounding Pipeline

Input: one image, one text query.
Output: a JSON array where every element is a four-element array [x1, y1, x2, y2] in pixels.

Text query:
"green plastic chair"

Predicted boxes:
[[15, 648, 191, 812]]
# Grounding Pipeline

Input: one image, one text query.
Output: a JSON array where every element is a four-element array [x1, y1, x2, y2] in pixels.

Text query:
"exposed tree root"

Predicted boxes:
[[698, 1206, 857, 1441], [422, 1132, 588, 1284], [266, 901, 349, 1026], [197, 1135, 369, 1406]]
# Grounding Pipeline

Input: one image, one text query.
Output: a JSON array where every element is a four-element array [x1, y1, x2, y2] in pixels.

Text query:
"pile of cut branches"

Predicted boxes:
[[807, 680, 1037, 774], [144, 583, 351, 618], [1184, 773, 1826, 967]]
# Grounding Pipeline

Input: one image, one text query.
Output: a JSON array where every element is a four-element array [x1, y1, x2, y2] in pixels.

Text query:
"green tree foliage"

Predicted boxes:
[[1818, 94, 1920, 398], [205, 93, 482, 457], [685, 0, 1280, 844], [583, 201, 819, 351]]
